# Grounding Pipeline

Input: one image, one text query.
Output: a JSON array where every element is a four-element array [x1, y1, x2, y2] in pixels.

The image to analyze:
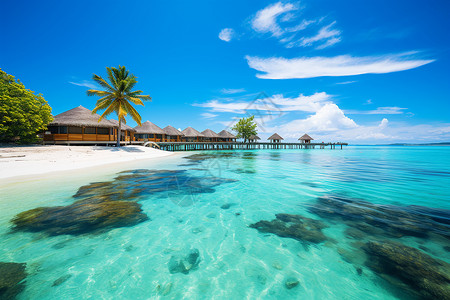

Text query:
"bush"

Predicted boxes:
[[0, 69, 52, 143]]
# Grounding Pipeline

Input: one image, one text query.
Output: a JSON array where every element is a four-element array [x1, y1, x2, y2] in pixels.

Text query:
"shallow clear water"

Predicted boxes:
[[1, 146, 449, 299]]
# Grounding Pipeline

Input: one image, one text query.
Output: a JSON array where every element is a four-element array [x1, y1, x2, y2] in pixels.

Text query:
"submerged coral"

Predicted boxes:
[[168, 248, 200, 275], [0, 262, 27, 300], [249, 213, 328, 244], [73, 169, 237, 202], [308, 194, 450, 240], [363, 241, 450, 300], [11, 198, 148, 236]]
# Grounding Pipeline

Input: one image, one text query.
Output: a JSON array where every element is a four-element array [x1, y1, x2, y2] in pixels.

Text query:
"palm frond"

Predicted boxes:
[[125, 96, 144, 106], [99, 102, 118, 120], [123, 101, 142, 125], [106, 67, 118, 89], [91, 74, 115, 92]]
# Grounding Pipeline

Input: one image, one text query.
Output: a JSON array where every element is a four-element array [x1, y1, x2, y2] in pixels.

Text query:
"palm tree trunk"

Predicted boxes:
[[116, 119, 122, 147]]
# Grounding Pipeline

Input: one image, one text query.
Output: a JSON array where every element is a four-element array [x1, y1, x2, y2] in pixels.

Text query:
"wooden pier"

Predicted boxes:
[[157, 142, 348, 152]]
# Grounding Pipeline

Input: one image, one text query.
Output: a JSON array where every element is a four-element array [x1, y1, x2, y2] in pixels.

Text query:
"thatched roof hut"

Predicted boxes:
[[299, 134, 313, 141], [49, 105, 116, 128], [268, 133, 284, 141], [182, 127, 205, 138], [163, 125, 184, 136], [110, 119, 136, 132], [248, 135, 261, 140], [218, 130, 236, 139], [201, 129, 220, 139], [134, 121, 165, 134]]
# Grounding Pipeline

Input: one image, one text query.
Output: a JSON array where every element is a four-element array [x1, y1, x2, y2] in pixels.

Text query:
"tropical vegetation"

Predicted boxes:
[[0, 69, 53, 143], [87, 66, 151, 147], [231, 115, 258, 143]]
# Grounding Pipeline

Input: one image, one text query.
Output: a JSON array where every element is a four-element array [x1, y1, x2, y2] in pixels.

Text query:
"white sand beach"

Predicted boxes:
[[0, 145, 175, 180]]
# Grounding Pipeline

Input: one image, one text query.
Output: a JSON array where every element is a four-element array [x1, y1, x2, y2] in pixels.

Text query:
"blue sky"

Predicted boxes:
[[1, 0, 449, 143]]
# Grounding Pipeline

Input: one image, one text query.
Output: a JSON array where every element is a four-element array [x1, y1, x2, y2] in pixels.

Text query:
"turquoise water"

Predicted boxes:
[[0, 146, 449, 299]]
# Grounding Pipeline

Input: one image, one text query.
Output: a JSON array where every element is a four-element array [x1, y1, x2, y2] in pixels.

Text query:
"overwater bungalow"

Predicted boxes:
[[110, 119, 136, 142], [134, 121, 166, 142], [299, 133, 314, 144], [163, 125, 184, 142], [201, 129, 221, 142], [248, 135, 261, 143], [217, 130, 237, 142], [182, 127, 205, 142], [44, 106, 117, 144], [268, 133, 283, 143]]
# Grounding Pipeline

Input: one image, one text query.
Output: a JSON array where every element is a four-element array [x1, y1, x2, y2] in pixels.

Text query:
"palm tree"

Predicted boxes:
[[87, 66, 151, 147]]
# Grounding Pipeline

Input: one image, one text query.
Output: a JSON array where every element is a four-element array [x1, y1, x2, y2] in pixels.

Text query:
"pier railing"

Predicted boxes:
[[155, 142, 348, 151]]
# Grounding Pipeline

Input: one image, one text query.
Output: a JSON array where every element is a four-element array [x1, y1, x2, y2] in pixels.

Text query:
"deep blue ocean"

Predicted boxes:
[[1, 146, 449, 299]]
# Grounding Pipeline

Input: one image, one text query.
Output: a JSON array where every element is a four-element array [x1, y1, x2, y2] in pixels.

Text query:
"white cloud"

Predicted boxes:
[[292, 22, 341, 49], [336, 80, 357, 85], [195, 92, 332, 114], [69, 80, 98, 89], [221, 88, 246, 94], [219, 28, 235, 42], [251, 2, 298, 37], [345, 107, 407, 115], [201, 113, 218, 119], [246, 53, 434, 79], [271, 103, 357, 134]]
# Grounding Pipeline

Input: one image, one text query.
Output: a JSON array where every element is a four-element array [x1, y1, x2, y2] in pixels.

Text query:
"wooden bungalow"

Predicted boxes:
[[110, 119, 136, 142], [217, 130, 237, 142], [248, 135, 261, 143], [163, 125, 184, 142], [44, 106, 116, 144], [268, 133, 283, 143], [134, 121, 166, 142], [181, 127, 205, 142], [299, 133, 314, 144], [201, 129, 221, 142]]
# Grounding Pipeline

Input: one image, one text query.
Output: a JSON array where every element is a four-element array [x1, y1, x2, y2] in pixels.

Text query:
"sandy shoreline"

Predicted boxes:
[[0, 145, 175, 180]]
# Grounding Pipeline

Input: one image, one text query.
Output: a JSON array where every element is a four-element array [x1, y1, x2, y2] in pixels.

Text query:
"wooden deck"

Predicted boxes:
[[157, 142, 348, 151]]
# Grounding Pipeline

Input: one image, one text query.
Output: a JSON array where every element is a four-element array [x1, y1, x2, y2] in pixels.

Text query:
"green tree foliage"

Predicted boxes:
[[87, 66, 151, 147], [231, 115, 258, 143], [0, 69, 53, 143]]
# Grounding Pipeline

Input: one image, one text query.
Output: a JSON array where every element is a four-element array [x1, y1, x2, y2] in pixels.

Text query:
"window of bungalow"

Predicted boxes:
[[59, 126, 68, 134], [84, 127, 96, 134], [97, 127, 110, 135], [68, 126, 82, 134], [48, 126, 59, 134], [156, 134, 162, 139]]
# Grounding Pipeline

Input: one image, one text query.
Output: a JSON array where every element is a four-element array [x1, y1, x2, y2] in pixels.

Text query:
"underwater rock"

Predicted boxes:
[[363, 241, 450, 300], [284, 277, 299, 289], [220, 203, 237, 210], [11, 198, 148, 236], [309, 194, 450, 240], [168, 249, 200, 275], [73, 169, 237, 204], [0, 262, 27, 300], [52, 274, 72, 287], [249, 213, 328, 244]]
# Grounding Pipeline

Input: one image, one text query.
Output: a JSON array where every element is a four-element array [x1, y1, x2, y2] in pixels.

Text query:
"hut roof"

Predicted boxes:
[[134, 121, 165, 134], [218, 130, 236, 139], [110, 119, 136, 132], [299, 133, 314, 141], [182, 127, 205, 138], [249, 135, 261, 140], [49, 106, 116, 128], [163, 125, 184, 136], [201, 129, 220, 138], [268, 133, 284, 140]]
